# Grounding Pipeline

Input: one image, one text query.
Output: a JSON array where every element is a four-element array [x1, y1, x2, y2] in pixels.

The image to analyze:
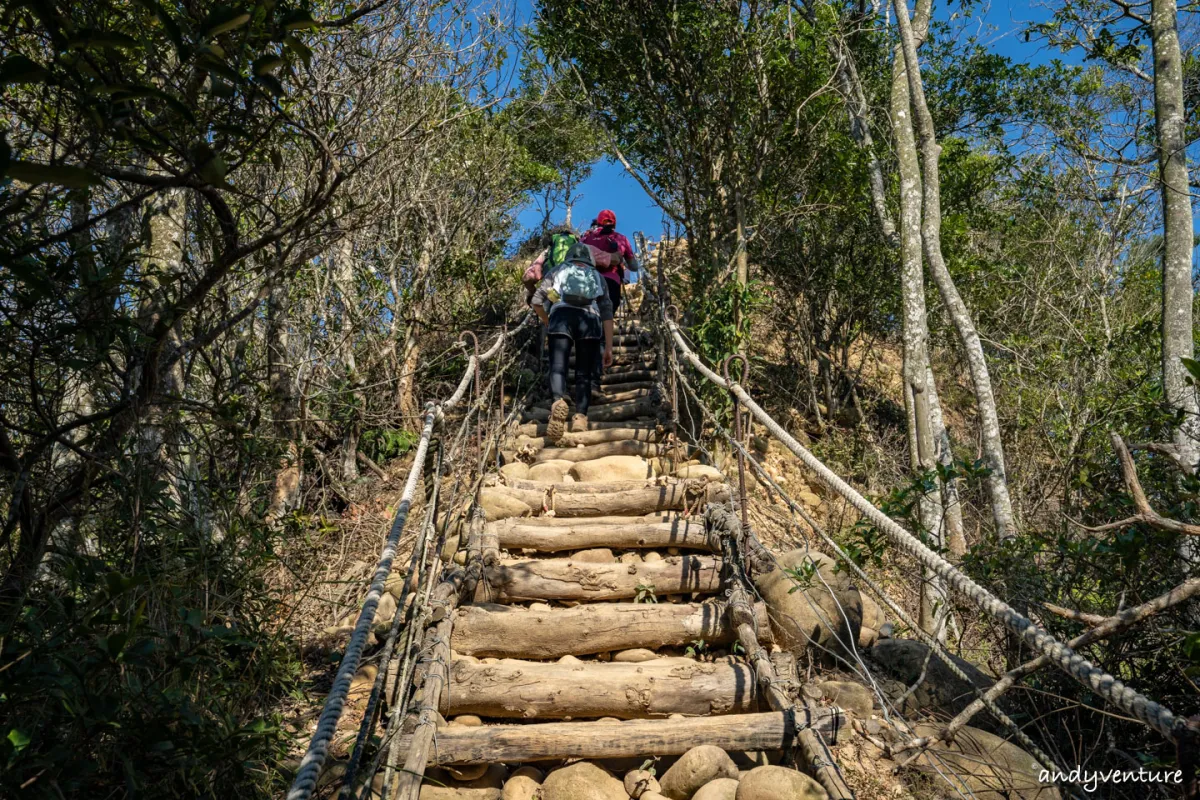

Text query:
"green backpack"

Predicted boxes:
[[547, 232, 578, 273]]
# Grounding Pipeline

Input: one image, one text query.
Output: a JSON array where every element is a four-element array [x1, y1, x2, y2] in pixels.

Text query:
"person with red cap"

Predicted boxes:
[[580, 209, 639, 315]]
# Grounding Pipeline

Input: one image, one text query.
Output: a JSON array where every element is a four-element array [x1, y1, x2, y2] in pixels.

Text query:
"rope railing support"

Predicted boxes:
[[285, 317, 531, 800], [663, 317, 1189, 748], [722, 353, 751, 531], [459, 331, 482, 462]]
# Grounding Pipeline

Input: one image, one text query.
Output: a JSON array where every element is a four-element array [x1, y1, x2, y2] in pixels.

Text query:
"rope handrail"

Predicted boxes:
[[286, 316, 532, 800], [667, 356, 1068, 782], [662, 317, 1187, 745]]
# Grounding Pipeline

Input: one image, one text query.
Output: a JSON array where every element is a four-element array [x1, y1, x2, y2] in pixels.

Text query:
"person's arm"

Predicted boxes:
[[530, 278, 552, 325]]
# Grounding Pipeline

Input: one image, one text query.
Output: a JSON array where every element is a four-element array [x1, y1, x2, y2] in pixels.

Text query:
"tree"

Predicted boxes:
[[892, 0, 1019, 541], [1032, 0, 1199, 475]]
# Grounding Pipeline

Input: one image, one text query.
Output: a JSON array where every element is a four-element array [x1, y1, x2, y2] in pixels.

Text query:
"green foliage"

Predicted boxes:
[[783, 560, 819, 593], [634, 582, 657, 604], [690, 280, 769, 366], [0, 0, 316, 192], [503, 67, 602, 228], [1, 499, 301, 798], [361, 428, 419, 462]]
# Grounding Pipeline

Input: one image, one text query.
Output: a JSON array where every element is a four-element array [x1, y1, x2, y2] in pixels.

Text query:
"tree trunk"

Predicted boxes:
[[832, 36, 898, 246], [735, 188, 750, 354], [265, 272, 302, 524], [894, 0, 1018, 540], [138, 188, 188, 515], [1151, 0, 1200, 473], [333, 234, 360, 482], [889, 11, 950, 635], [397, 236, 434, 422]]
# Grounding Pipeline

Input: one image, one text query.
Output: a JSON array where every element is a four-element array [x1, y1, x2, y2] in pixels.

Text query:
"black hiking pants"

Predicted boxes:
[[547, 334, 601, 416]]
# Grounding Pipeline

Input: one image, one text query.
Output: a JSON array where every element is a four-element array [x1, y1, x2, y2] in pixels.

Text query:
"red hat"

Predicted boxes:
[[596, 209, 616, 226]]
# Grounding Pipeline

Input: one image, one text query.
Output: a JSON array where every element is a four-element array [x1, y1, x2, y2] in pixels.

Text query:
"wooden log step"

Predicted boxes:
[[548, 345, 650, 360], [502, 478, 690, 495], [398, 710, 844, 765], [484, 513, 684, 528], [532, 388, 653, 409], [440, 657, 757, 719], [565, 348, 655, 362], [478, 554, 724, 602], [593, 380, 659, 394], [593, 389, 655, 406], [515, 426, 664, 451], [483, 481, 728, 518], [521, 396, 660, 424], [515, 420, 663, 437], [599, 369, 655, 385], [451, 600, 772, 658], [490, 516, 715, 552], [531, 439, 676, 463]]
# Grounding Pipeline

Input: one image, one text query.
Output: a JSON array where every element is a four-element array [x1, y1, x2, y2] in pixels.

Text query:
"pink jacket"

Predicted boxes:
[[580, 228, 638, 283]]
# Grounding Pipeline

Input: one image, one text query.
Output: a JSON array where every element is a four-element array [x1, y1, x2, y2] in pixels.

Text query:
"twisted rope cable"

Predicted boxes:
[[286, 317, 531, 800], [664, 319, 1186, 744], [287, 409, 435, 800]]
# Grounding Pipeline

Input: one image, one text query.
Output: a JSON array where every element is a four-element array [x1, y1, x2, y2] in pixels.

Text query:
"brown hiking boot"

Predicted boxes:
[[570, 413, 589, 433], [546, 397, 569, 443]]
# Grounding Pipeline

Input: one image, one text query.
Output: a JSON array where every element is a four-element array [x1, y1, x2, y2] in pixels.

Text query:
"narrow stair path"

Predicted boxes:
[[392, 316, 842, 800]]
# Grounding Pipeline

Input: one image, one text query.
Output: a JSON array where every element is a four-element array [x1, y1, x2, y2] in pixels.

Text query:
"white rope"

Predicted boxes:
[[665, 319, 1186, 744], [286, 316, 531, 800]]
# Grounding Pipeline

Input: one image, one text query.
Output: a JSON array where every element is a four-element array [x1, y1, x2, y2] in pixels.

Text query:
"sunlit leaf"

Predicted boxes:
[[6, 728, 31, 753], [253, 73, 284, 97], [253, 55, 286, 76], [284, 35, 312, 69], [281, 9, 316, 31], [203, 9, 252, 37], [1181, 358, 1200, 385]]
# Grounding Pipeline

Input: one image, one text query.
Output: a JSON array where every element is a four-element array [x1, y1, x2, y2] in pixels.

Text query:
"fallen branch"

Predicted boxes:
[[1041, 602, 1106, 626], [356, 451, 389, 482]]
